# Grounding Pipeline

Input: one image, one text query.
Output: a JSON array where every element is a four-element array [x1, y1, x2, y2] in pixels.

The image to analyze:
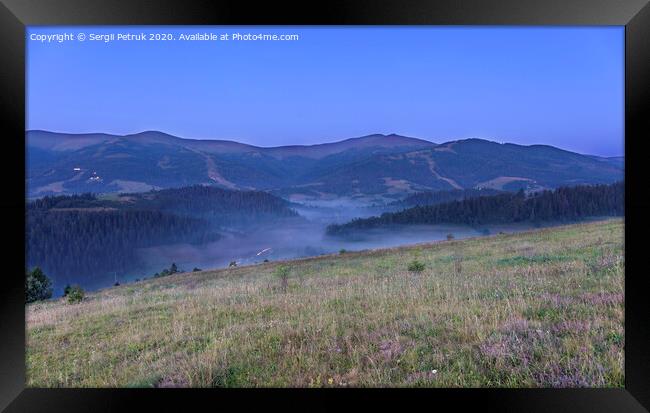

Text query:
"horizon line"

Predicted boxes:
[[25, 129, 624, 158]]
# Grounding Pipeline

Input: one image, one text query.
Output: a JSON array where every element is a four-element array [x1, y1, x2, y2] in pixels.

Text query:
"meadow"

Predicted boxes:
[[26, 219, 624, 387]]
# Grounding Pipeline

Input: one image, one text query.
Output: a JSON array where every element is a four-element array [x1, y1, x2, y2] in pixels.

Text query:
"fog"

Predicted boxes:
[[130, 202, 547, 282]]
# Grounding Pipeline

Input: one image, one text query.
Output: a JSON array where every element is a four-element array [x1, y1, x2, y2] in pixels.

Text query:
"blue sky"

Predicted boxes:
[[27, 26, 624, 156]]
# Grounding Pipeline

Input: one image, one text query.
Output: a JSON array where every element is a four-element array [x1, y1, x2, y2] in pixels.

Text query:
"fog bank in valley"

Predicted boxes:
[[132, 200, 552, 282]]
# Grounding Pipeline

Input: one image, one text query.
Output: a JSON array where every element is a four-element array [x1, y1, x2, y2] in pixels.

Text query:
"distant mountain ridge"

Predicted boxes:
[[27, 130, 435, 158], [26, 130, 623, 201]]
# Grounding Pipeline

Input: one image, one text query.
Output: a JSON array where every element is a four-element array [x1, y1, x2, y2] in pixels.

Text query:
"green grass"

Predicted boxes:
[[26, 219, 624, 388]]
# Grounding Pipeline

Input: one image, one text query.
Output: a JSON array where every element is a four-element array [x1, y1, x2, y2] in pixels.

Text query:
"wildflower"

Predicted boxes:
[[328, 378, 334, 385]]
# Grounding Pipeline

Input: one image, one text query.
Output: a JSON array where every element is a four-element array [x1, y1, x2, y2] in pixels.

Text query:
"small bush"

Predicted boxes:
[[339, 249, 347, 254], [63, 284, 72, 297], [67, 286, 85, 304], [229, 261, 237, 267], [263, 259, 269, 263], [193, 267, 202, 272], [25, 267, 53, 303], [273, 265, 290, 293], [407, 260, 426, 273], [446, 233, 455, 241]]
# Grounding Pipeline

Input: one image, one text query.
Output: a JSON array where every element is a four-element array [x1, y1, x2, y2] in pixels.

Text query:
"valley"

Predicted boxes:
[[23, 24, 627, 391], [25, 131, 624, 293]]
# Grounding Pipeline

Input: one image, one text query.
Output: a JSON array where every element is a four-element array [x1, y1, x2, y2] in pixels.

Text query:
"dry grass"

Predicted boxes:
[[26, 219, 624, 388]]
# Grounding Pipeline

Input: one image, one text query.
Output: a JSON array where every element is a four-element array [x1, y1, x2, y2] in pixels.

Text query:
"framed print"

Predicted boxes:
[[1, 0, 648, 411]]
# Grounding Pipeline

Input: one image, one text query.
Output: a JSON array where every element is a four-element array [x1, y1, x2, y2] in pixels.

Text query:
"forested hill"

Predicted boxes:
[[27, 208, 216, 290], [132, 185, 297, 215], [27, 183, 300, 231], [30, 185, 298, 220], [26, 185, 300, 290], [327, 182, 624, 236]]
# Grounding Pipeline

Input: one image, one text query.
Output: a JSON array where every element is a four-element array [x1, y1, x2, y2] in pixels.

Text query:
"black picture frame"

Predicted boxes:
[[1, 0, 648, 411]]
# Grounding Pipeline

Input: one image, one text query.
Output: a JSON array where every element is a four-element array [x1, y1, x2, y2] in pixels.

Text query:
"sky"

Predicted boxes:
[[27, 26, 624, 156]]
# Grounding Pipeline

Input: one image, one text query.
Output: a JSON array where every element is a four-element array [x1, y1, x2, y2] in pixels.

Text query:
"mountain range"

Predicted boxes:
[[26, 130, 624, 202]]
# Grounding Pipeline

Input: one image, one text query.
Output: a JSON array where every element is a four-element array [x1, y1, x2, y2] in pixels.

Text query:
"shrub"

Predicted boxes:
[[155, 263, 180, 278], [63, 284, 72, 297], [25, 267, 53, 303], [263, 259, 269, 263], [273, 265, 290, 293], [193, 267, 202, 272], [407, 260, 426, 273], [446, 233, 455, 241], [67, 285, 85, 304], [229, 261, 237, 267], [339, 249, 347, 254]]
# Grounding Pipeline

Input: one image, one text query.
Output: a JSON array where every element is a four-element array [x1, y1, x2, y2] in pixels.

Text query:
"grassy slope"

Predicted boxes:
[[26, 219, 624, 388]]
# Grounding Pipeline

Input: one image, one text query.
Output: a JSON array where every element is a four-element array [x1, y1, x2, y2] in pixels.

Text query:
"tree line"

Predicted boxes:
[[327, 182, 624, 236], [135, 185, 299, 226]]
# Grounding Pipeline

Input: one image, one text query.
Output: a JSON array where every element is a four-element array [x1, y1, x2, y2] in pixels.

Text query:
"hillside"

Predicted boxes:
[[389, 188, 505, 209], [26, 219, 624, 387], [327, 183, 624, 236], [26, 131, 435, 199], [27, 131, 623, 201], [26, 186, 299, 290]]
